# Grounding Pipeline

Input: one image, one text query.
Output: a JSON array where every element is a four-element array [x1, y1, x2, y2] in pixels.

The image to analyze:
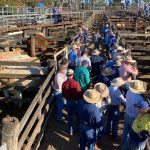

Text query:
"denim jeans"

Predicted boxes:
[[121, 137, 147, 150], [94, 42, 100, 50], [67, 100, 79, 132], [105, 105, 121, 138], [121, 113, 135, 146], [79, 123, 96, 150], [54, 91, 64, 121]]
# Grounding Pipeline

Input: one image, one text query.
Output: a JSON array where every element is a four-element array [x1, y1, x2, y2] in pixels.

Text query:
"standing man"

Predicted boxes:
[[53, 65, 67, 122], [62, 69, 82, 135], [106, 77, 126, 140], [121, 80, 147, 145], [74, 60, 90, 93], [93, 30, 101, 50], [77, 89, 103, 150]]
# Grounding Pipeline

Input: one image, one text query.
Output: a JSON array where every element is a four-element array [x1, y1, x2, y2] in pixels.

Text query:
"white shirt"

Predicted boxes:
[[53, 72, 67, 93]]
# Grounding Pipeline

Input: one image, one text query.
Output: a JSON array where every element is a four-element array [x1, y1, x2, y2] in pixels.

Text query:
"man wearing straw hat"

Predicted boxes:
[[119, 56, 138, 82], [105, 77, 126, 140], [77, 89, 103, 150], [121, 80, 147, 146], [90, 49, 104, 78]]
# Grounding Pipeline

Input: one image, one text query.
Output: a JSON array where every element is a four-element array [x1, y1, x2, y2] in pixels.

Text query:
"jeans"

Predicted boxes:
[[67, 100, 79, 132], [79, 123, 96, 150], [121, 113, 135, 146], [106, 105, 121, 138], [121, 137, 147, 150], [94, 42, 100, 49], [54, 91, 64, 121]]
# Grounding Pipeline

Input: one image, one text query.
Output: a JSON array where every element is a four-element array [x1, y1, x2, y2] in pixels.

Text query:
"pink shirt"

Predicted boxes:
[[119, 62, 138, 82]]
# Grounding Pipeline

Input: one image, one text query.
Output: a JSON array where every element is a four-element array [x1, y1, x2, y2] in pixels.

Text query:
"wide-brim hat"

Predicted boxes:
[[129, 80, 147, 94], [116, 46, 125, 51], [124, 56, 136, 63], [94, 82, 109, 98], [92, 49, 101, 55], [114, 60, 122, 67], [111, 77, 125, 87], [101, 67, 115, 76], [73, 44, 79, 49], [83, 89, 102, 104]]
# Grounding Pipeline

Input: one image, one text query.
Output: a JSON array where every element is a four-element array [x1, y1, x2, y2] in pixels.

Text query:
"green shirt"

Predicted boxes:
[[74, 66, 90, 92]]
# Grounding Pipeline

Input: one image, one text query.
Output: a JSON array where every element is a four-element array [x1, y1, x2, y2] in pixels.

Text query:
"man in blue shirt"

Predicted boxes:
[[121, 80, 147, 146], [77, 89, 103, 150], [106, 77, 126, 140]]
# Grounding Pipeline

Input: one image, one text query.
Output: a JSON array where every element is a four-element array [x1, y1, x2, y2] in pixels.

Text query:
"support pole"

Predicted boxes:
[[1, 116, 20, 150], [30, 35, 36, 57]]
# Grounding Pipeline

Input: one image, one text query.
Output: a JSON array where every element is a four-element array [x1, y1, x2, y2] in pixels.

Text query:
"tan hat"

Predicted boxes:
[[92, 49, 101, 55], [111, 77, 125, 87], [124, 56, 136, 63], [129, 80, 147, 94], [114, 60, 121, 67], [101, 67, 115, 76], [94, 82, 109, 98], [36, 32, 44, 36], [73, 44, 79, 49], [116, 46, 125, 51], [83, 89, 102, 104], [115, 55, 123, 61]]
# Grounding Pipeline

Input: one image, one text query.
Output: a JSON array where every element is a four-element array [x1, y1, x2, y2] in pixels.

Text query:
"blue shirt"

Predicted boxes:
[[109, 85, 126, 106], [104, 60, 115, 68], [77, 100, 103, 129], [38, 2, 45, 8], [126, 90, 145, 118], [104, 34, 110, 45], [109, 35, 116, 46], [68, 50, 78, 65]]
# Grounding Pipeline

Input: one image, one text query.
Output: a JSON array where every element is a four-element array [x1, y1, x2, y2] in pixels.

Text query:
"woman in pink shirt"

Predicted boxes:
[[119, 56, 138, 82]]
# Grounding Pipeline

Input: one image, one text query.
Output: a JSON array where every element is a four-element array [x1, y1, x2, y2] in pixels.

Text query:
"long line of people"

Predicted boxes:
[[53, 25, 150, 150]]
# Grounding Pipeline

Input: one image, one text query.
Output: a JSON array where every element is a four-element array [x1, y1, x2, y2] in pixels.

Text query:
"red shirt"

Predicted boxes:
[[62, 78, 82, 100]]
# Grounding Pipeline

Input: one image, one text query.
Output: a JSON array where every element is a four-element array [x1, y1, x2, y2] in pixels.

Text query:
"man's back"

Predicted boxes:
[[74, 66, 90, 92]]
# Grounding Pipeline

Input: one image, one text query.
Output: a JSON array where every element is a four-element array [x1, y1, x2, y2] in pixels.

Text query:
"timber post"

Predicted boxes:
[[1, 116, 20, 150], [30, 34, 36, 57]]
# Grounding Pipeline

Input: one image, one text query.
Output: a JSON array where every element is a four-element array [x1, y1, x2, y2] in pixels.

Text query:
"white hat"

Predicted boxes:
[[83, 89, 102, 104], [116, 46, 125, 51], [67, 69, 74, 75]]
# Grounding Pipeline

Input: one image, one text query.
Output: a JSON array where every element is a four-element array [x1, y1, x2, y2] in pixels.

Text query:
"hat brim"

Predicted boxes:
[[129, 80, 147, 94], [94, 83, 109, 98], [125, 60, 136, 63], [102, 70, 115, 76], [83, 92, 101, 104], [111, 81, 125, 87]]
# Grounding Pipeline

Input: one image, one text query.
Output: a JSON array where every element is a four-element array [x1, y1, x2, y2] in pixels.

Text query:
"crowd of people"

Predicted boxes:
[[53, 23, 150, 150]]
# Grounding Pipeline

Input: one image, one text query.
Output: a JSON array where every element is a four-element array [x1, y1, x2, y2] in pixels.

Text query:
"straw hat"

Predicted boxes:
[[92, 49, 101, 55], [116, 46, 125, 51], [124, 56, 136, 63], [36, 32, 44, 36], [115, 55, 123, 61], [83, 89, 102, 104], [101, 67, 115, 76], [94, 82, 109, 98], [73, 44, 79, 49], [129, 80, 147, 94], [111, 77, 125, 87], [114, 60, 122, 67]]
